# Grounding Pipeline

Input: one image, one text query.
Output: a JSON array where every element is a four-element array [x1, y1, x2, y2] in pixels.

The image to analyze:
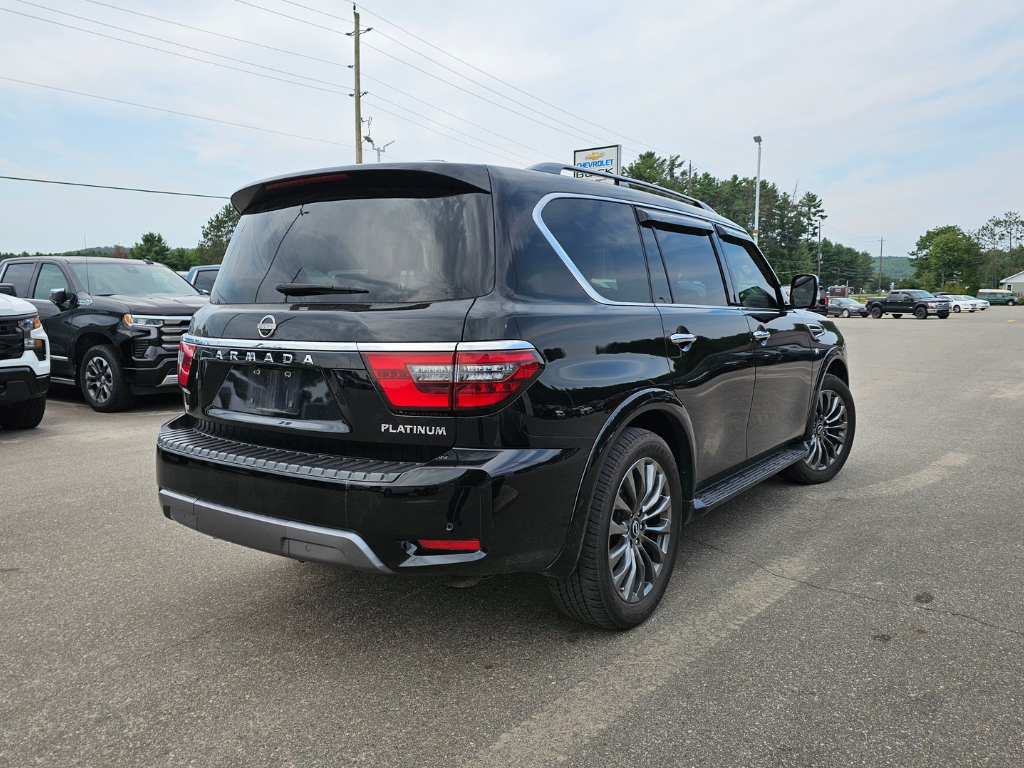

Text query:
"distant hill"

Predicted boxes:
[[870, 256, 915, 279], [1, 246, 115, 259]]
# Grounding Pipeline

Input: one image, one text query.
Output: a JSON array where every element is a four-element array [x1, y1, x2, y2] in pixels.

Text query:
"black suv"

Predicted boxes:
[[156, 163, 855, 629], [0, 256, 208, 411]]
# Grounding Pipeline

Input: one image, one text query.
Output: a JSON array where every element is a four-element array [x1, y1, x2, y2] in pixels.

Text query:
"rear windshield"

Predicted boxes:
[[213, 193, 494, 305]]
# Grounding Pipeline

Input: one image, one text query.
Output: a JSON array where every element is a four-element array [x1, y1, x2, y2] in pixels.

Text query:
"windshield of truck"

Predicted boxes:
[[72, 262, 201, 297], [213, 193, 494, 305]]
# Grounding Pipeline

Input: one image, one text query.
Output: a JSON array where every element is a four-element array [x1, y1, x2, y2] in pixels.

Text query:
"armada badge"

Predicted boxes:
[[257, 315, 277, 338]]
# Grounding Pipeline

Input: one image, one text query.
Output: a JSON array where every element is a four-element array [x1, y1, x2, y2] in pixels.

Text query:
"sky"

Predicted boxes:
[[1, 0, 1022, 258]]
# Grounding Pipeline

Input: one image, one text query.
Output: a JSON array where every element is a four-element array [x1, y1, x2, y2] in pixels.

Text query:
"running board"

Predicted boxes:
[[693, 445, 807, 511]]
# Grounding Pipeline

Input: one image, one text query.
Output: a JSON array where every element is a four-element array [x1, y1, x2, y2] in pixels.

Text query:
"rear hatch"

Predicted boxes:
[[184, 167, 495, 460]]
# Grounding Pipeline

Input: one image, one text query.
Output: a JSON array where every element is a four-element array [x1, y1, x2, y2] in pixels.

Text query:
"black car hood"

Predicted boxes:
[[103, 294, 209, 315]]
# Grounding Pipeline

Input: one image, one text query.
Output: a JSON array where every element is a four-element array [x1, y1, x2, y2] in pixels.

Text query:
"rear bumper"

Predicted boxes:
[[156, 415, 586, 574], [0, 366, 49, 404]]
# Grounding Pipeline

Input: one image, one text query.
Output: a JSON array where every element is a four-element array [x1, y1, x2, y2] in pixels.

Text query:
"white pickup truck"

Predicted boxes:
[[0, 285, 50, 429]]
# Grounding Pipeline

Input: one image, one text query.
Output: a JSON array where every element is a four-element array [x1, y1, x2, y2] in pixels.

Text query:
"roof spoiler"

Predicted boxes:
[[527, 162, 715, 213]]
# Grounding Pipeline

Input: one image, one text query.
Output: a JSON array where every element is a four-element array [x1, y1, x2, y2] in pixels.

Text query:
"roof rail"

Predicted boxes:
[[527, 162, 715, 213]]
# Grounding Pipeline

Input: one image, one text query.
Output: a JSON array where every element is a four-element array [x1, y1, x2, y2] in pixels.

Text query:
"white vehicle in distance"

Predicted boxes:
[[947, 295, 982, 313], [0, 283, 50, 429]]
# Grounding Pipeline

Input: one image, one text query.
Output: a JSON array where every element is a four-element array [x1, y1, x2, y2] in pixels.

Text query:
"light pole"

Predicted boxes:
[[753, 136, 762, 245]]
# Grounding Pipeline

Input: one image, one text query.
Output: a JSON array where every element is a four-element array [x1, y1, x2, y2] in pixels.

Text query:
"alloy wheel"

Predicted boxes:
[[804, 388, 848, 471], [84, 356, 114, 404], [608, 457, 673, 603]]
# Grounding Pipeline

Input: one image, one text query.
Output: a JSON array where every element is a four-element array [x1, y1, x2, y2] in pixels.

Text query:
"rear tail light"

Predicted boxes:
[[416, 539, 481, 552], [177, 340, 196, 388], [363, 344, 544, 415]]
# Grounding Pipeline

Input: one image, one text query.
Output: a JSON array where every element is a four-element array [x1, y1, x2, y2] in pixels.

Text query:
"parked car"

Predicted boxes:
[[826, 297, 868, 318], [156, 162, 856, 629], [943, 295, 981, 313], [864, 290, 951, 319], [0, 284, 50, 429], [976, 297, 990, 309], [0, 256, 208, 412], [185, 265, 219, 294], [976, 289, 1017, 306]]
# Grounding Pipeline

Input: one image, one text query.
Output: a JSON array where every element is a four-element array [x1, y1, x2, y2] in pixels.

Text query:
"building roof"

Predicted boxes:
[[999, 270, 1024, 284]]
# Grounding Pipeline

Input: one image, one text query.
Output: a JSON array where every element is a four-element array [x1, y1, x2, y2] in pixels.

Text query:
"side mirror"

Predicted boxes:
[[789, 274, 819, 309], [199, 289, 210, 296], [0, 283, 15, 296], [50, 288, 68, 306]]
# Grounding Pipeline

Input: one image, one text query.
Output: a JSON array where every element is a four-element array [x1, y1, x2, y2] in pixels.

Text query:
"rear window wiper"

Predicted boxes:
[[275, 283, 370, 296]]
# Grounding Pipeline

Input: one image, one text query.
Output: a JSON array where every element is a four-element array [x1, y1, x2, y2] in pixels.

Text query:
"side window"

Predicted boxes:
[[2, 263, 36, 298], [541, 198, 651, 303], [194, 270, 217, 292], [33, 264, 70, 300], [719, 238, 779, 309], [651, 228, 728, 306]]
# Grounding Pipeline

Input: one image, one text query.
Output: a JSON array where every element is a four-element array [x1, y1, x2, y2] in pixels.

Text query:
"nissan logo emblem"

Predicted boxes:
[[257, 315, 277, 338]]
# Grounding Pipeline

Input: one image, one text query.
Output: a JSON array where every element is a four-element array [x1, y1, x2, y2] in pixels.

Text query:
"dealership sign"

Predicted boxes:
[[573, 145, 622, 183]]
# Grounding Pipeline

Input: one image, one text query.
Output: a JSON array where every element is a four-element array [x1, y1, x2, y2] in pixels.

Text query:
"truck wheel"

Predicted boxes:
[[914, 306, 928, 319], [80, 344, 136, 412], [0, 395, 46, 430], [938, 312, 949, 319], [953, 305, 961, 313], [870, 307, 882, 319], [892, 314, 902, 319], [547, 427, 681, 629], [841, 309, 851, 318], [781, 374, 856, 485]]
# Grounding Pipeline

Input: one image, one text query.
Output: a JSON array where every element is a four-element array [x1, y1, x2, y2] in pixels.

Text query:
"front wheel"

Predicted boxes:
[[781, 374, 856, 485], [870, 306, 883, 319], [0, 396, 46, 430], [914, 306, 928, 319], [80, 345, 136, 412], [841, 309, 851, 318], [1009, 299, 1017, 306], [547, 428, 681, 629], [953, 305, 961, 313]]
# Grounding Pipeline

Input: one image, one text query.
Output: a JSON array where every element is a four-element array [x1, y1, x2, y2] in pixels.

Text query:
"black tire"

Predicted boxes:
[[892, 314, 902, 319], [870, 306, 882, 319], [1009, 299, 1017, 306], [953, 305, 961, 313], [0, 395, 46, 430], [80, 344, 135, 412], [841, 309, 851, 318], [780, 374, 856, 485], [938, 312, 949, 319], [914, 306, 928, 319], [547, 428, 682, 630]]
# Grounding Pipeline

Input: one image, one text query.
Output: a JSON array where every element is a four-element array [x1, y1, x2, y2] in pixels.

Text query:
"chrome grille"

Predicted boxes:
[[159, 319, 190, 351]]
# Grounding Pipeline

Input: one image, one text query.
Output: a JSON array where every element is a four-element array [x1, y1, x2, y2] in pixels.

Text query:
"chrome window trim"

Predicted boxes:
[[127, 315, 194, 322], [532, 192, 742, 312], [182, 336, 539, 353]]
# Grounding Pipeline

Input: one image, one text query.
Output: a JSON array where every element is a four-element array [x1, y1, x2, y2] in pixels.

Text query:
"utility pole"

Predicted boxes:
[[817, 220, 823, 280], [347, 5, 371, 164], [753, 136, 762, 245], [687, 160, 692, 197], [877, 237, 884, 292]]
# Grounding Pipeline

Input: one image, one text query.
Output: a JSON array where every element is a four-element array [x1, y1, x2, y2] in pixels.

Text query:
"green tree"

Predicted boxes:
[[130, 232, 171, 263], [910, 226, 982, 291], [195, 204, 240, 265]]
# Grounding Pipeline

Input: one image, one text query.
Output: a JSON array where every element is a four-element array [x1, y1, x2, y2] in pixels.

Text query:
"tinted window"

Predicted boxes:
[[652, 228, 728, 306], [194, 270, 217, 292], [214, 194, 493, 305], [72, 262, 199, 297], [33, 264, 69, 299], [542, 198, 650, 303], [2, 263, 35, 297], [719, 238, 779, 309]]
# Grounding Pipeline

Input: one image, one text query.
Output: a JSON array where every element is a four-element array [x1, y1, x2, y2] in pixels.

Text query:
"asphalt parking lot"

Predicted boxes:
[[2, 308, 1022, 767]]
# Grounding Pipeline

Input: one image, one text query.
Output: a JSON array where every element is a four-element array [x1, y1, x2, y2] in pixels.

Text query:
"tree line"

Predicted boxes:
[[0, 204, 240, 273]]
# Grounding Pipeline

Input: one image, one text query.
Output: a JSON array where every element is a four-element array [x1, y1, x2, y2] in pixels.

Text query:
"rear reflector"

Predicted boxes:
[[177, 340, 196, 388], [416, 539, 481, 552], [265, 173, 349, 190], [363, 345, 544, 415]]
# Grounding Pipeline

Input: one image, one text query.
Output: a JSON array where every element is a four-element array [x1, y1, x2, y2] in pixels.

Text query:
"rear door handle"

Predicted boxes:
[[669, 333, 697, 350], [752, 329, 771, 345]]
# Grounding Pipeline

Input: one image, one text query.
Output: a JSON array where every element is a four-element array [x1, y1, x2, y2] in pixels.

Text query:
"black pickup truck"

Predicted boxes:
[[864, 290, 951, 320]]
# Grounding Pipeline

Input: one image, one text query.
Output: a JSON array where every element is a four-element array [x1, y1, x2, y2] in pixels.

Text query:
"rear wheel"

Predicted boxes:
[[80, 344, 135, 412], [0, 395, 46, 430], [547, 428, 681, 629], [870, 307, 883, 319], [914, 306, 928, 319], [781, 374, 856, 485]]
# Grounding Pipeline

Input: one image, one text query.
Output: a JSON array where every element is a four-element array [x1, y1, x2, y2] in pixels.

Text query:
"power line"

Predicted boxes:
[[0, 75, 365, 153], [1, 5, 533, 165], [71, 0, 558, 161], [0, 175, 227, 199]]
